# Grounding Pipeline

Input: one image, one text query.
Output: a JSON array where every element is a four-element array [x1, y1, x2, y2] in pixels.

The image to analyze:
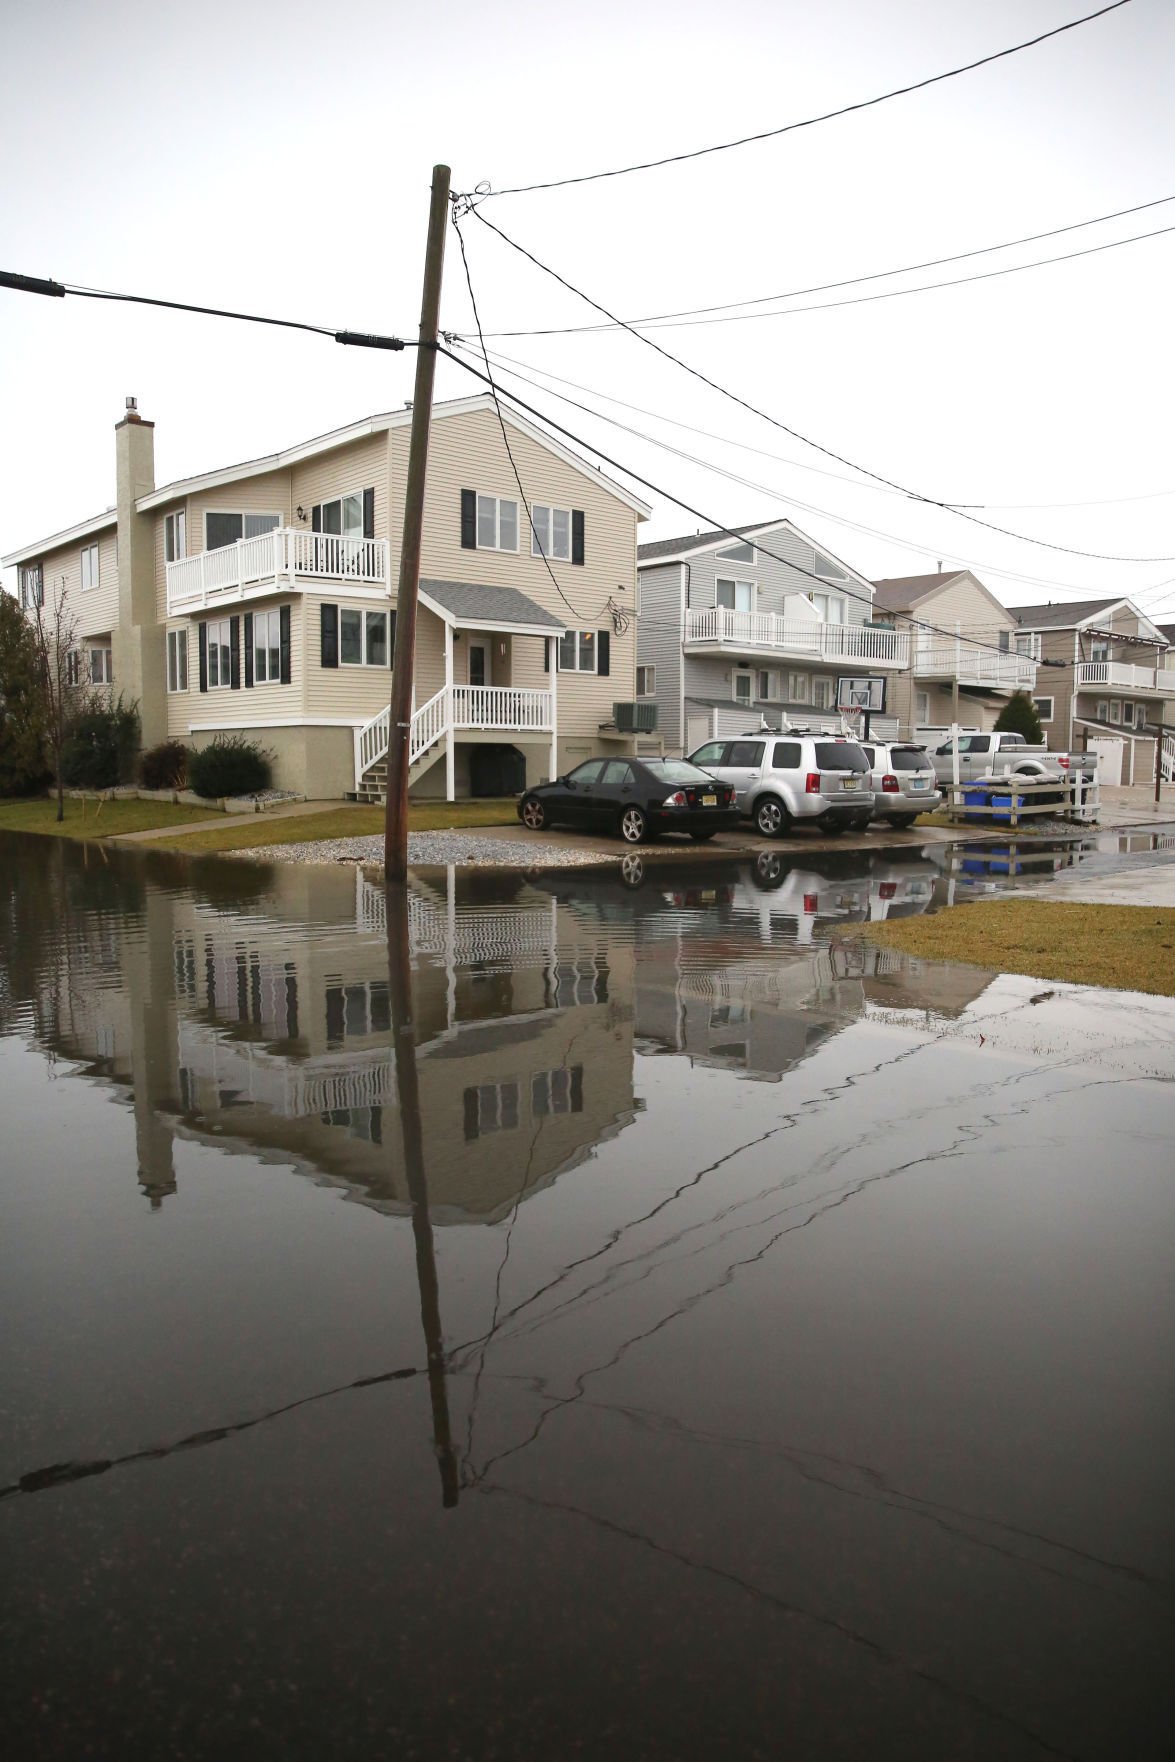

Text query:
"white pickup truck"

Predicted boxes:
[[930, 732, 1098, 786]]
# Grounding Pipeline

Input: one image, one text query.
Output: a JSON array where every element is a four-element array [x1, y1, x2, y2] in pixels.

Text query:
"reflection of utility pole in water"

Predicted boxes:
[[386, 881, 459, 1508]]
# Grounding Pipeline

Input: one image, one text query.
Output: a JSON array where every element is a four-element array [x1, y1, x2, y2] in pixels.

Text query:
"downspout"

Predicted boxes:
[[679, 561, 690, 755]]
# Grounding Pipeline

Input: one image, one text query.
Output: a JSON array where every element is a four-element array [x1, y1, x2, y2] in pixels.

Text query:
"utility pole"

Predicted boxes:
[[385, 164, 451, 880]]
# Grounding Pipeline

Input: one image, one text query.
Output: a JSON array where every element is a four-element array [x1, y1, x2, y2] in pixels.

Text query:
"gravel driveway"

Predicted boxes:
[[227, 831, 607, 868]]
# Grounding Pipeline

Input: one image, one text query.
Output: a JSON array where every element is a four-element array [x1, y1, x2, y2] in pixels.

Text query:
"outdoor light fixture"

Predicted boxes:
[[295, 505, 307, 522]]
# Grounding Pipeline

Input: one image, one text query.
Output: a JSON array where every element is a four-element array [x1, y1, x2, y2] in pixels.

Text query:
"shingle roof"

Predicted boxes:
[[637, 522, 774, 564], [1006, 597, 1119, 629], [1156, 622, 1175, 646], [870, 572, 965, 613], [418, 578, 566, 631]]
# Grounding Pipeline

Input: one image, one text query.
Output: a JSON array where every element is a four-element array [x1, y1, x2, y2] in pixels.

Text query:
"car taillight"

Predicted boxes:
[[663, 790, 687, 807], [1058, 755, 1070, 769], [803, 893, 818, 913], [879, 882, 897, 900], [882, 774, 900, 792], [805, 773, 821, 794]]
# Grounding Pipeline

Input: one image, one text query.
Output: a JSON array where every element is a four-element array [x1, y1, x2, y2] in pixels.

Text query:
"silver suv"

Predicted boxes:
[[688, 733, 875, 837], [859, 741, 942, 828]]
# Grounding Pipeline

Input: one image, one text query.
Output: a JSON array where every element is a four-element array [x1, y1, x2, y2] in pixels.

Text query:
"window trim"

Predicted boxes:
[[89, 646, 113, 686], [80, 542, 100, 592], [1033, 695, 1054, 723], [167, 627, 189, 694], [558, 630, 598, 674], [475, 493, 519, 553], [1108, 699, 1121, 724], [733, 668, 752, 704], [164, 510, 187, 564], [787, 671, 810, 703], [252, 608, 283, 685], [206, 617, 233, 689], [338, 605, 390, 668], [812, 676, 834, 711], [814, 550, 849, 581], [204, 510, 281, 552], [20, 563, 43, 608], [530, 502, 572, 561], [636, 664, 656, 696], [716, 577, 754, 612], [716, 541, 756, 565], [66, 649, 82, 688], [1095, 699, 1109, 721]]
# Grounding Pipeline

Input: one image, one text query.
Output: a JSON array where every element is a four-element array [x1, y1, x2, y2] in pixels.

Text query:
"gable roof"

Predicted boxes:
[[637, 515, 874, 596], [870, 572, 965, 613], [1007, 596, 1121, 629], [419, 578, 566, 633], [2, 507, 117, 570]]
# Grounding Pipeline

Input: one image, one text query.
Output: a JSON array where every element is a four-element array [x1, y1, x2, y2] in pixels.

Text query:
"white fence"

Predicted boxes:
[[167, 529, 388, 612], [912, 639, 1036, 690], [684, 607, 909, 667], [1076, 661, 1172, 694]]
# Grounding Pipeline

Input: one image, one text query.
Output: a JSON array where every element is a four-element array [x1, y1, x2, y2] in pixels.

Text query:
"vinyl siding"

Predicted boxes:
[[175, 597, 306, 734], [292, 434, 389, 536], [188, 468, 295, 563], [911, 575, 1018, 642], [682, 522, 873, 626], [636, 563, 684, 749], [26, 527, 118, 643]]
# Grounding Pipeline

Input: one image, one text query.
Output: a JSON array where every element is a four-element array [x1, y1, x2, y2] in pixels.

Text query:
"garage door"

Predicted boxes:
[[1087, 738, 1123, 786]]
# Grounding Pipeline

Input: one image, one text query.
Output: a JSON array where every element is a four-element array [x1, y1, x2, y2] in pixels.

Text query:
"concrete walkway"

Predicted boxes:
[[108, 798, 344, 844], [1006, 854, 1175, 908]]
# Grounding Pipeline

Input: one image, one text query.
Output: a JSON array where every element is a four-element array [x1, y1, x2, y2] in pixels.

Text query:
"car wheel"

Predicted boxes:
[[619, 853, 645, 887], [620, 806, 649, 844], [689, 830, 717, 842], [754, 795, 788, 838], [520, 795, 547, 831], [753, 852, 785, 889]]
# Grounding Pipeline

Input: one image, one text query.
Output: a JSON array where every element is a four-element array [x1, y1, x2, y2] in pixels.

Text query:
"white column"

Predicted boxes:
[[444, 621, 455, 802], [548, 635, 558, 782]]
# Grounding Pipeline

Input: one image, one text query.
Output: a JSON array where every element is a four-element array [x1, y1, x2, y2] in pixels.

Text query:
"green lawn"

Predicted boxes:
[[147, 797, 520, 854], [0, 796, 224, 841]]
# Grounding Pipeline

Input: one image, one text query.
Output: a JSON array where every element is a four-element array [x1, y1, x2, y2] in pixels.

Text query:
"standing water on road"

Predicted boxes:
[[1, 832, 1173, 1760]]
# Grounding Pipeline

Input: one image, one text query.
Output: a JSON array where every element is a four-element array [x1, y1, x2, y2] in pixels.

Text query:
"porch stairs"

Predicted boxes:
[[352, 683, 554, 802], [1162, 734, 1175, 785]]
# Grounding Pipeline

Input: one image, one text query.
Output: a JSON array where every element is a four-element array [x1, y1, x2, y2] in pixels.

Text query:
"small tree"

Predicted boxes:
[[994, 690, 1043, 745], [29, 577, 86, 822], [0, 591, 49, 797]]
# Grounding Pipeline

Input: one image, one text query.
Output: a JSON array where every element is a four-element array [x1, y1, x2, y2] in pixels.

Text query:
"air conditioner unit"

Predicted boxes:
[[613, 701, 658, 732]]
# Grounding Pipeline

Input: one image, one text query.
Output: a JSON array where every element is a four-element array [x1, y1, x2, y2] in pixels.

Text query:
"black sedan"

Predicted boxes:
[[519, 757, 740, 844]]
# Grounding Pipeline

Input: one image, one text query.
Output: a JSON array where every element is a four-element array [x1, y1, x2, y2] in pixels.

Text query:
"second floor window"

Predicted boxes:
[[717, 578, 753, 612], [253, 609, 282, 683], [167, 628, 189, 693], [20, 564, 43, 608], [558, 630, 597, 673], [80, 543, 100, 591], [477, 494, 518, 552], [206, 618, 232, 687], [164, 511, 186, 563], [810, 593, 845, 623], [1090, 639, 1110, 661], [205, 511, 280, 551], [636, 665, 655, 695], [531, 504, 571, 560]]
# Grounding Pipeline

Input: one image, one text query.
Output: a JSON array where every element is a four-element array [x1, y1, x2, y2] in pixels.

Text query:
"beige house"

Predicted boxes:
[[869, 569, 1038, 734], [3, 396, 650, 798]]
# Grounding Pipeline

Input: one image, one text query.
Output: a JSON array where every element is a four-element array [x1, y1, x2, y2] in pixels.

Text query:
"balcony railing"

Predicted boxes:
[[1076, 661, 1174, 694], [912, 639, 1036, 690], [167, 528, 388, 613], [684, 607, 909, 667], [452, 685, 554, 730]]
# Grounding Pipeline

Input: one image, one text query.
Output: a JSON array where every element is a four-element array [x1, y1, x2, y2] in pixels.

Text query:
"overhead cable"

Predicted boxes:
[[475, 2, 1134, 198]]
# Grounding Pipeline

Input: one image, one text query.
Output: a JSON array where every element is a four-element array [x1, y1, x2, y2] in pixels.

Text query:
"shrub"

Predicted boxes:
[[994, 691, 1044, 745], [140, 740, 188, 790], [60, 696, 140, 789], [0, 593, 49, 797], [187, 734, 272, 799]]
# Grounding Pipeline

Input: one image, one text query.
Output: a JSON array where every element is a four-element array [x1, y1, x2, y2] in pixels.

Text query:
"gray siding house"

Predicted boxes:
[[636, 518, 909, 754]]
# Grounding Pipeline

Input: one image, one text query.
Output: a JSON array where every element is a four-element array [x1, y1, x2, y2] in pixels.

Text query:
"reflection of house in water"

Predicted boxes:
[[19, 850, 637, 1223]]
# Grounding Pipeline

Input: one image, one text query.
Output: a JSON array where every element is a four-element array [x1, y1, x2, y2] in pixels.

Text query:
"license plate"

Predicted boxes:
[[702, 794, 717, 807], [910, 779, 928, 791], [842, 778, 858, 791]]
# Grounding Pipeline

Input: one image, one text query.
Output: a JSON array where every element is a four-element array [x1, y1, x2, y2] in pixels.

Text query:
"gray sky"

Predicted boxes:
[[2, 0, 1173, 620]]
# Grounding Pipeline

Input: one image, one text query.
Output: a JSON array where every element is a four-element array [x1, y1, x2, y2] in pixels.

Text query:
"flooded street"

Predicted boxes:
[[2, 833, 1173, 1760]]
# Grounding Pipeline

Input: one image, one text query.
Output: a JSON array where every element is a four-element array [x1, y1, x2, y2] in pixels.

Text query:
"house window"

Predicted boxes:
[[716, 578, 753, 611], [90, 647, 113, 685], [164, 511, 186, 563], [1015, 631, 1040, 659], [206, 617, 233, 688], [812, 676, 834, 711], [463, 1081, 520, 1140], [814, 550, 848, 580], [532, 1065, 584, 1117], [716, 541, 755, 563], [1095, 699, 1109, 721], [318, 494, 364, 537], [66, 650, 81, 688], [205, 511, 280, 551], [558, 630, 597, 673], [1090, 639, 1110, 662], [1109, 700, 1121, 724], [20, 564, 43, 608], [915, 690, 931, 723], [167, 628, 189, 693], [757, 670, 773, 700], [788, 672, 810, 702], [80, 543, 100, 591], [476, 494, 518, 552], [636, 665, 655, 695], [1033, 696, 1054, 723], [734, 670, 752, 703], [1136, 703, 1148, 726], [531, 504, 571, 561], [253, 609, 282, 683], [1122, 701, 1135, 727], [809, 593, 845, 623], [340, 608, 389, 667]]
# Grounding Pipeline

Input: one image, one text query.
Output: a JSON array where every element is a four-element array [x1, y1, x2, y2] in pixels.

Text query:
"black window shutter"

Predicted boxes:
[[362, 487, 375, 539], [597, 629, 611, 677], [572, 510, 585, 566], [198, 622, 208, 693], [320, 603, 338, 668], [311, 504, 321, 533], [460, 488, 476, 549], [243, 613, 254, 688], [388, 610, 397, 667], [279, 605, 291, 684], [229, 616, 241, 689], [542, 636, 550, 674]]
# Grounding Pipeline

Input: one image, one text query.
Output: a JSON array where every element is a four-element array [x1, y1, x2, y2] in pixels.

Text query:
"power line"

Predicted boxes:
[[465, 206, 1175, 565], [476, 2, 1134, 199], [481, 213, 1175, 337], [436, 342, 1086, 668], [0, 268, 410, 353]]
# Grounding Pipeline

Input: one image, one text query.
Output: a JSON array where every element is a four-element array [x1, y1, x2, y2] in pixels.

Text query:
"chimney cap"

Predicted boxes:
[[125, 395, 138, 412]]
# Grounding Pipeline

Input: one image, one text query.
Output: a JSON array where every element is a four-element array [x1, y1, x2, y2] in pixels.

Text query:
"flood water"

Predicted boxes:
[[2, 832, 1173, 1760]]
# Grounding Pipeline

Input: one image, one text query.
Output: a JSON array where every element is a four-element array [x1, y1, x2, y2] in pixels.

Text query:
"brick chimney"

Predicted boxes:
[[112, 398, 165, 745]]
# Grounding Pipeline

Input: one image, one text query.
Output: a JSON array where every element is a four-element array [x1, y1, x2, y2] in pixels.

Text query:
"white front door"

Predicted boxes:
[[468, 640, 488, 688], [1088, 737, 1123, 785]]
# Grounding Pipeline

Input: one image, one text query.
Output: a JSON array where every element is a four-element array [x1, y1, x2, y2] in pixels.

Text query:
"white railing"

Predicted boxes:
[[452, 685, 553, 729], [1162, 734, 1175, 783], [167, 528, 389, 612], [913, 639, 1036, 690], [1076, 661, 1168, 693], [410, 686, 449, 768], [683, 607, 909, 666]]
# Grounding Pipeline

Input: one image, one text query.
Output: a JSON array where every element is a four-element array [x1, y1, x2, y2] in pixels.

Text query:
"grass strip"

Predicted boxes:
[[0, 797, 223, 840], [147, 798, 520, 854], [850, 898, 1175, 998]]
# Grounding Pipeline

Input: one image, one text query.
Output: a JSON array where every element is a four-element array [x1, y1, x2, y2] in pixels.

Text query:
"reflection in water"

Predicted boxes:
[[2, 833, 1174, 1761]]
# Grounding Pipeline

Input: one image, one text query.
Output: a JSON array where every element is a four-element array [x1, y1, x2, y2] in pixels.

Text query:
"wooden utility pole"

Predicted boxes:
[[384, 164, 451, 880]]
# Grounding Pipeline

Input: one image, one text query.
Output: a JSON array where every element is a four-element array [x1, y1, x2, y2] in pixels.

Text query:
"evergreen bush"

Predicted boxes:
[[139, 740, 188, 790], [994, 691, 1044, 745], [60, 696, 140, 789], [0, 594, 49, 796], [187, 734, 272, 799]]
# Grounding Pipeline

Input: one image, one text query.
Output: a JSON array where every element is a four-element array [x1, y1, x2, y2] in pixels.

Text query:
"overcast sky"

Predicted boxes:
[[2, 0, 1173, 621]]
